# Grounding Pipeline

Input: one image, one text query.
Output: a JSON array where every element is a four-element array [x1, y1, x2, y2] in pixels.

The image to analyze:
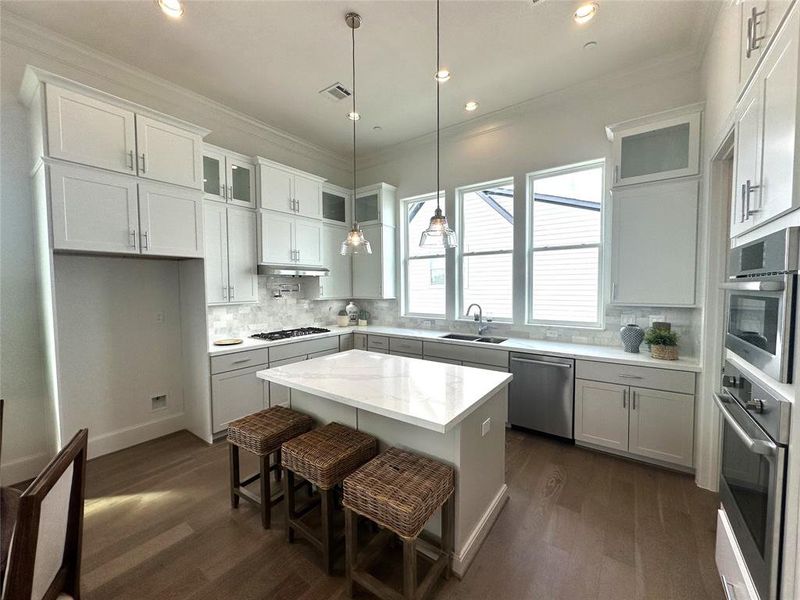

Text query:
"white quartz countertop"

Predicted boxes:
[[256, 350, 513, 433], [210, 325, 701, 372]]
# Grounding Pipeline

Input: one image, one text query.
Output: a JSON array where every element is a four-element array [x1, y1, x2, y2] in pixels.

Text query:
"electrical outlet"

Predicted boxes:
[[151, 394, 167, 411], [546, 330, 558, 339], [481, 418, 491, 437], [620, 313, 636, 326]]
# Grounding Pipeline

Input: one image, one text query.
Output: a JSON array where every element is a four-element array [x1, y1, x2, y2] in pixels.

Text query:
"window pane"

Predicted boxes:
[[463, 253, 513, 319], [408, 198, 445, 258], [531, 247, 599, 323], [532, 167, 602, 247], [462, 183, 514, 253], [408, 257, 446, 315]]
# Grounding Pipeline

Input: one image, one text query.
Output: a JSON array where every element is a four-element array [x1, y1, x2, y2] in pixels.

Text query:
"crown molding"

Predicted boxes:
[[1, 12, 351, 173], [358, 49, 704, 171]]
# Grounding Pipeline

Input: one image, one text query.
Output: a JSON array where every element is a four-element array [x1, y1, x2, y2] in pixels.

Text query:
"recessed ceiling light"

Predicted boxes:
[[465, 101, 479, 112], [583, 40, 598, 50], [573, 2, 597, 24], [156, 0, 184, 18], [435, 69, 451, 82], [347, 111, 361, 121]]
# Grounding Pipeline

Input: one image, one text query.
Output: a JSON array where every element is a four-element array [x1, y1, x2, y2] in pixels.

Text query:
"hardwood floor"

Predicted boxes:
[[79, 429, 723, 599]]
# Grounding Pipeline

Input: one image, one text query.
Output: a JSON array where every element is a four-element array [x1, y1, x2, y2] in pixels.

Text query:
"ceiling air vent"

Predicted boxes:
[[319, 82, 352, 102]]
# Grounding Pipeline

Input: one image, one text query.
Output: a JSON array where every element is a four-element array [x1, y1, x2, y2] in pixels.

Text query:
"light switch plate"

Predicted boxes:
[[481, 418, 491, 437]]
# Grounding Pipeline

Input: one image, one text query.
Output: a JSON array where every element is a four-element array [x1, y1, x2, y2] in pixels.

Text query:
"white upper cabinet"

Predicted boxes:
[[257, 158, 324, 218], [611, 179, 698, 306], [49, 162, 139, 254], [354, 183, 397, 226], [204, 202, 229, 304], [352, 224, 396, 299], [45, 85, 137, 175], [607, 105, 702, 188], [202, 145, 256, 209], [259, 210, 323, 267], [226, 207, 258, 302], [739, 0, 792, 90], [322, 183, 352, 226], [731, 4, 799, 238], [138, 182, 203, 258], [318, 224, 352, 299], [294, 216, 323, 266], [135, 115, 203, 190]]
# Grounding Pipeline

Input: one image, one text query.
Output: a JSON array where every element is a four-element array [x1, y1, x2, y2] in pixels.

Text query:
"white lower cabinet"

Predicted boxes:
[[204, 203, 257, 305], [574, 380, 630, 451], [211, 363, 267, 434], [353, 333, 367, 350], [575, 366, 695, 468], [48, 162, 203, 258], [268, 355, 307, 408], [259, 210, 323, 266]]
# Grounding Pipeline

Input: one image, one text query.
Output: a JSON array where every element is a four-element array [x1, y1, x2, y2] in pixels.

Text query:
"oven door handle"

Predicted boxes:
[[719, 280, 785, 292], [713, 392, 778, 456]]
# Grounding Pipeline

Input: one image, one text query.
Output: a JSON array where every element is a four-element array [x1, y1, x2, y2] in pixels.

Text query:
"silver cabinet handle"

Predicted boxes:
[[745, 179, 761, 216], [222, 285, 227, 300], [740, 183, 747, 223], [128, 150, 135, 171], [296, 198, 300, 213], [632, 390, 637, 410], [229, 285, 235, 300], [510, 357, 572, 369], [622, 389, 627, 409], [141, 231, 149, 250], [618, 374, 643, 380], [721, 576, 737, 600], [296, 249, 300, 262], [139, 153, 147, 173], [613, 165, 619, 183], [129, 229, 137, 248], [228, 185, 233, 201], [220, 184, 226, 199], [750, 7, 766, 54], [746, 14, 754, 58], [611, 282, 617, 301]]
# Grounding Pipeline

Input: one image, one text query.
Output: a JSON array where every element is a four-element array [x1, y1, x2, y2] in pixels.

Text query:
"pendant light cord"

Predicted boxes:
[[352, 21, 357, 210], [436, 0, 440, 212]]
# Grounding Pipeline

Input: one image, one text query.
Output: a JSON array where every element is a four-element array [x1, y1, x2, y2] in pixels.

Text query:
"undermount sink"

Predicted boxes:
[[440, 333, 507, 344]]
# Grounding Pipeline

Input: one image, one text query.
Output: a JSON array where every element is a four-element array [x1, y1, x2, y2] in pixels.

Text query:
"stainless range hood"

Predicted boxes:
[[257, 264, 330, 277]]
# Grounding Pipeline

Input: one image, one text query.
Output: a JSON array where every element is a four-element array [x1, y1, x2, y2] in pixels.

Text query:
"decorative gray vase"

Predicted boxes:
[[620, 323, 644, 353]]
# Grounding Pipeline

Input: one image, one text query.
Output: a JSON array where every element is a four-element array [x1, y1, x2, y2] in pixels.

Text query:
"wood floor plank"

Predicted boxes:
[[79, 429, 723, 600]]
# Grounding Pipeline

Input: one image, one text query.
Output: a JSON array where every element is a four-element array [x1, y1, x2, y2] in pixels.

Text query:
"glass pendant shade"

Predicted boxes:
[[419, 207, 457, 249], [340, 223, 372, 255]]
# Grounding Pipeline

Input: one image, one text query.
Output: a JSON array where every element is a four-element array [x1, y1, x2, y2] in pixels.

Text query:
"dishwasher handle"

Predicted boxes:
[[510, 357, 572, 369]]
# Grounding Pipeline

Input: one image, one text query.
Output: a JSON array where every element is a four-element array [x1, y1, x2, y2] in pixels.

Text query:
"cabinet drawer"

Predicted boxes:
[[367, 335, 390, 350], [391, 351, 422, 359], [269, 336, 338, 362], [462, 361, 508, 372], [389, 337, 422, 355], [423, 341, 508, 368], [308, 348, 338, 360], [211, 348, 269, 375], [715, 509, 759, 600], [575, 360, 695, 394]]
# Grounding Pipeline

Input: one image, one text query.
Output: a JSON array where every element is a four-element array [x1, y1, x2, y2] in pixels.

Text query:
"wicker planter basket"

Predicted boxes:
[[651, 344, 679, 361]]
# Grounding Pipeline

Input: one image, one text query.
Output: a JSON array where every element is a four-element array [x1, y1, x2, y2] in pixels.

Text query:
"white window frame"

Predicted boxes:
[[400, 192, 446, 318], [456, 178, 515, 323], [527, 159, 605, 329]]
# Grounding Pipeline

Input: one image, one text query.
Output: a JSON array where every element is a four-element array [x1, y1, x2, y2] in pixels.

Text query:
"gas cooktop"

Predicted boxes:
[[250, 327, 330, 341]]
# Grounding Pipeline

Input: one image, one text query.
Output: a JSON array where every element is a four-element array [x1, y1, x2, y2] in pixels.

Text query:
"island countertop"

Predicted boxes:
[[256, 349, 513, 433]]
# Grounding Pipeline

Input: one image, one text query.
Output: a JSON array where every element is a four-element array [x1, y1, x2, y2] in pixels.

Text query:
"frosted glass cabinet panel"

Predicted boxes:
[[355, 193, 380, 223], [610, 110, 701, 187], [322, 187, 351, 225]]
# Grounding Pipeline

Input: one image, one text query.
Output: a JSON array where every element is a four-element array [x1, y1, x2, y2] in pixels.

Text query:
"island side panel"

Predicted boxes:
[[453, 387, 509, 575], [289, 389, 358, 428]]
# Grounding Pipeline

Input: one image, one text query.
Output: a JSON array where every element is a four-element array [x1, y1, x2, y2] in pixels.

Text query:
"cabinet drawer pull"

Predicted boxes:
[[632, 390, 637, 410], [232, 357, 252, 365], [228, 185, 233, 200], [618, 374, 642, 379], [222, 285, 227, 300], [229, 285, 235, 300]]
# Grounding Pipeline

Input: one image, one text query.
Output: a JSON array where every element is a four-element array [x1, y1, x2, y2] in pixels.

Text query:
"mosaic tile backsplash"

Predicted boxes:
[[207, 276, 700, 357]]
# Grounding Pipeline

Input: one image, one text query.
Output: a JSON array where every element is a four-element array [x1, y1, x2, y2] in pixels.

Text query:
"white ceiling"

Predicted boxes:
[[3, 0, 719, 157]]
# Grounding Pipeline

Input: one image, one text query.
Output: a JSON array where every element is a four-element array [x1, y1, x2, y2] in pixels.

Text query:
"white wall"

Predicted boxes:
[[0, 12, 351, 482]]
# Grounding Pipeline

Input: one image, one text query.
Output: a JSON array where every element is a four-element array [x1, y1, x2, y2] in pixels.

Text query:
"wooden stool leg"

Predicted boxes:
[[259, 454, 270, 529], [229, 444, 240, 509], [403, 537, 417, 600], [345, 508, 358, 598], [442, 495, 454, 580], [284, 468, 295, 543], [275, 449, 282, 482], [321, 487, 335, 575]]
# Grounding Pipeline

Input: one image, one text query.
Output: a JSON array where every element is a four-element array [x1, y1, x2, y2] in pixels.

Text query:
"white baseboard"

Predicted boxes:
[[452, 484, 509, 578], [1, 451, 51, 486], [86, 412, 186, 459]]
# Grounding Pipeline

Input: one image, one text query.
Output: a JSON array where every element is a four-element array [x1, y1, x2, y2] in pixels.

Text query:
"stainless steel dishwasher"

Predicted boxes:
[[509, 353, 575, 439]]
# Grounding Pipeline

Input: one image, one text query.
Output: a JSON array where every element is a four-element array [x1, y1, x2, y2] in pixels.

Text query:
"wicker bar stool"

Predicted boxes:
[[227, 406, 313, 529], [343, 447, 455, 600], [281, 422, 377, 574]]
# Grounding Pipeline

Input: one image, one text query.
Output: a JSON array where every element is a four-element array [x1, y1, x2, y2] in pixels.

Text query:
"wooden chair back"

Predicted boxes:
[[2, 429, 88, 600]]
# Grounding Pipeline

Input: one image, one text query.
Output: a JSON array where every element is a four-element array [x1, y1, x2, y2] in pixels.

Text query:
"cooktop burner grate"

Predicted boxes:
[[250, 327, 330, 341]]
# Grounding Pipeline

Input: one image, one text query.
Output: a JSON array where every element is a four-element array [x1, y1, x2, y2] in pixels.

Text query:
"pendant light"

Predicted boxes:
[[340, 12, 372, 256], [420, 0, 457, 249]]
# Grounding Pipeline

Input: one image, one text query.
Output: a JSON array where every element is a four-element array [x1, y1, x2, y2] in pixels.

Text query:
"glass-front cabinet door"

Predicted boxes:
[[227, 157, 256, 209], [202, 149, 226, 201], [355, 193, 380, 223], [610, 109, 701, 187], [322, 185, 351, 225]]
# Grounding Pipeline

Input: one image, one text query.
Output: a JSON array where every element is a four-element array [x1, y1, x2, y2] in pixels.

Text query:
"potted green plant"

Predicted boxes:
[[644, 327, 679, 360]]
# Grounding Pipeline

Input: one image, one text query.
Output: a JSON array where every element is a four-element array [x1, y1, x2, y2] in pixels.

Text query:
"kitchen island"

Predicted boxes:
[[256, 349, 512, 576]]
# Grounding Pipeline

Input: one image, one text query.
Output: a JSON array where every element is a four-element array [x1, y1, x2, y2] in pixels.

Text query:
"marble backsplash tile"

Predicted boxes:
[[207, 276, 701, 357]]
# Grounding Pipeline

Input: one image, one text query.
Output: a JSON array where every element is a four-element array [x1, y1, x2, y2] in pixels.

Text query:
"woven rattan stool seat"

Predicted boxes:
[[281, 422, 377, 490], [227, 406, 313, 456], [343, 447, 455, 539]]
